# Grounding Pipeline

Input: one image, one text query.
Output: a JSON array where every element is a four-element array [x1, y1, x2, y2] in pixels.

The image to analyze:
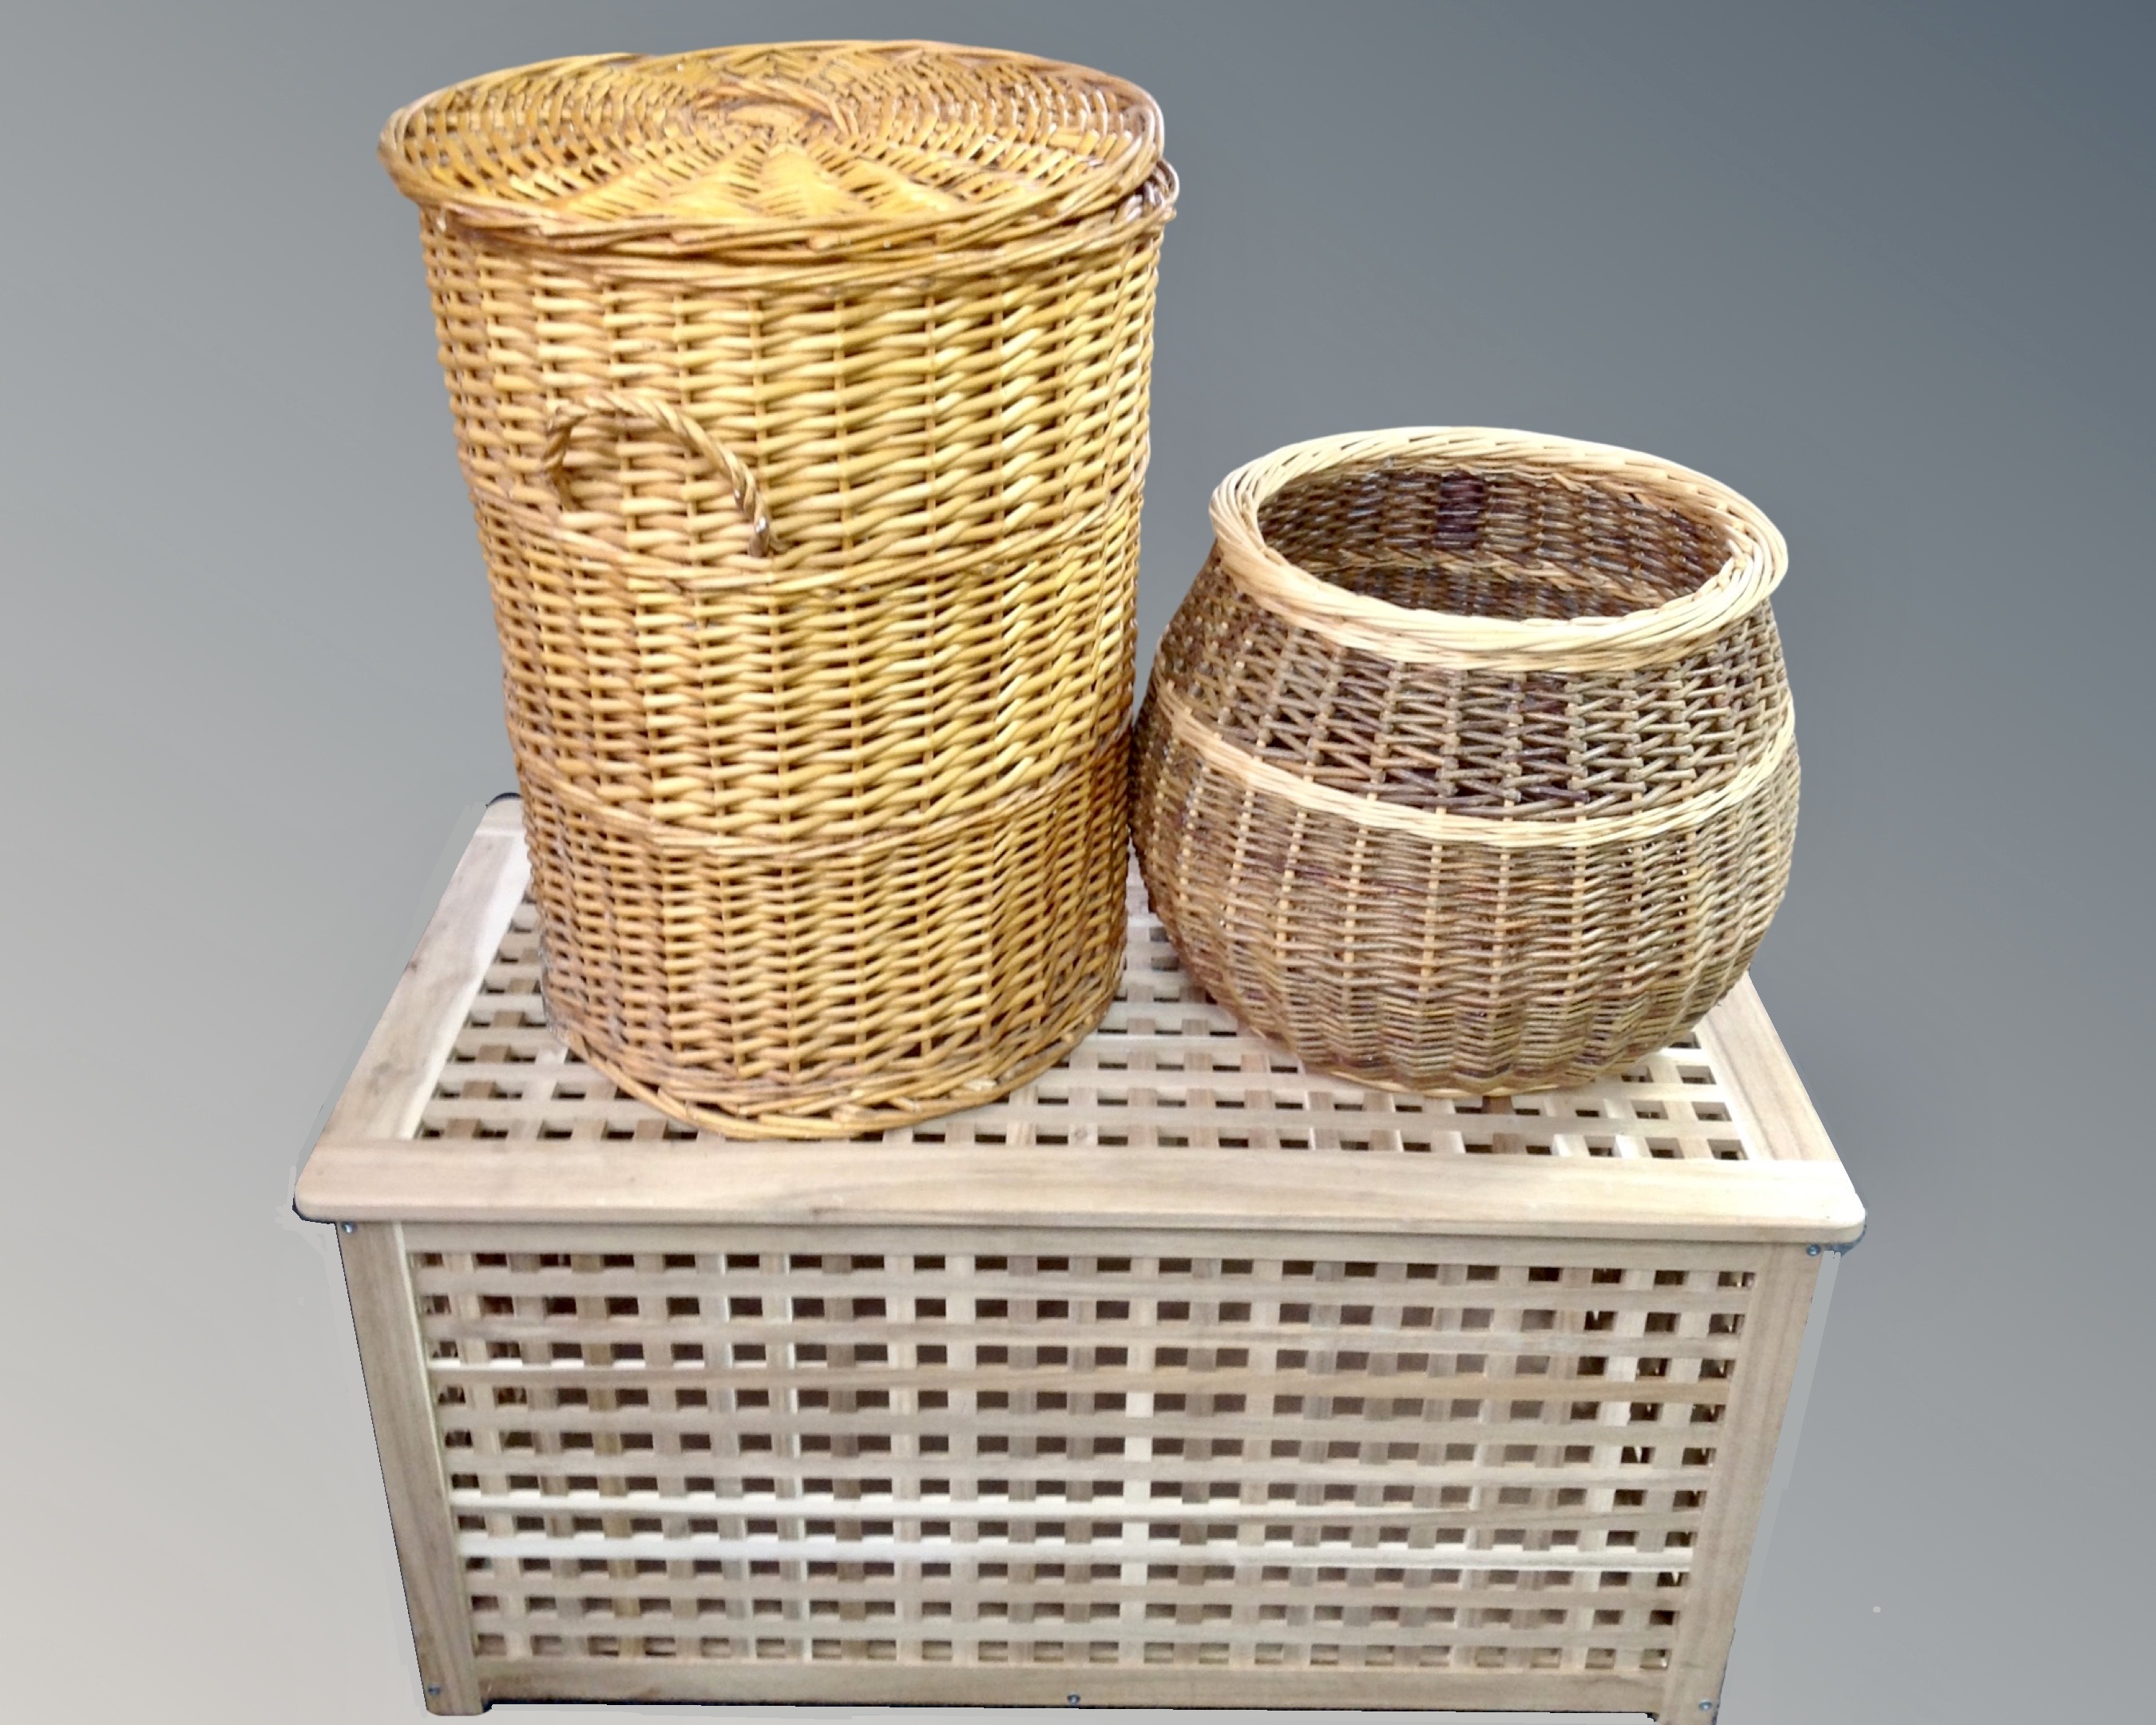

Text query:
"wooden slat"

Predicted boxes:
[[450, 1489, 1718, 1532], [470, 1657, 1662, 1711], [1654, 1243, 1821, 1718], [1730, 1246, 1844, 1626], [457, 1528, 1697, 1572], [319, 802, 530, 1143], [339, 1223, 484, 1715], [1692, 977, 1844, 1167], [299, 1135, 1865, 1242], [395, 1218, 1770, 1265]]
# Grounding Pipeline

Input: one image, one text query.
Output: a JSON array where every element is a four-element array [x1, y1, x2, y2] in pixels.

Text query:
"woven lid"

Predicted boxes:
[[381, 41, 1165, 258]]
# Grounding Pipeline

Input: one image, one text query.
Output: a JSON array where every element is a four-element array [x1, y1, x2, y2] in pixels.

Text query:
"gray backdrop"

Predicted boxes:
[[3, 3, 2148, 1720]]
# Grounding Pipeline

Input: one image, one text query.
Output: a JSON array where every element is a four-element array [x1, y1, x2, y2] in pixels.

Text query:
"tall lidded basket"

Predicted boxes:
[[1134, 428, 1798, 1096], [382, 45, 1174, 1136]]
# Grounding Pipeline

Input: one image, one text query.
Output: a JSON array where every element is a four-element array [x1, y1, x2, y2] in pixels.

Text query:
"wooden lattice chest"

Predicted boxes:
[[296, 801, 1863, 1718]]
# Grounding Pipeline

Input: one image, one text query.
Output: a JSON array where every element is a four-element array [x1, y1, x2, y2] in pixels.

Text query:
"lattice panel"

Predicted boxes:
[[416, 1236, 1761, 1678], [418, 870, 1762, 1163]]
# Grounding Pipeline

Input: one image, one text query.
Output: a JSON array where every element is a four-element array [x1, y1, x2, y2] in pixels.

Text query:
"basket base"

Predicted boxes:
[[1132, 693, 1798, 1097], [514, 729, 1134, 1140], [546, 955, 1123, 1140]]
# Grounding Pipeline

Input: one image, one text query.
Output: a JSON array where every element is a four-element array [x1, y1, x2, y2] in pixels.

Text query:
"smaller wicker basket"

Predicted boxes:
[[1133, 428, 1799, 1095]]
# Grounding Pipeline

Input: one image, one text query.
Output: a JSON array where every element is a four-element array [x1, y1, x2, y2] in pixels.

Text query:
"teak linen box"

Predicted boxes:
[[297, 801, 1862, 1717]]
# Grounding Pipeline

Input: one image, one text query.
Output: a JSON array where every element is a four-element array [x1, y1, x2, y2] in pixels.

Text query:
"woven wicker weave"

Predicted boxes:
[[1133, 429, 1798, 1096], [384, 43, 1173, 1136]]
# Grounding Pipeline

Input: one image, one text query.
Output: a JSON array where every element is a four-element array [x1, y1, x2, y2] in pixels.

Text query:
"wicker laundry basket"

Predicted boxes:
[[1132, 428, 1798, 1095], [382, 43, 1174, 1136]]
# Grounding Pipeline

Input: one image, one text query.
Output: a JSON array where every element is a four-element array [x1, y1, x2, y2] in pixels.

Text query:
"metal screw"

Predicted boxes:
[[1805, 1243, 1821, 1256], [426, 1686, 442, 1698], [1698, 1703, 1715, 1714], [341, 1221, 357, 1235], [1067, 1695, 1081, 1707]]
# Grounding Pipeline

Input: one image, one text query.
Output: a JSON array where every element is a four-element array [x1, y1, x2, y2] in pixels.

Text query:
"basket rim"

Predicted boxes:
[[380, 41, 1167, 260], [1207, 427, 1789, 672]]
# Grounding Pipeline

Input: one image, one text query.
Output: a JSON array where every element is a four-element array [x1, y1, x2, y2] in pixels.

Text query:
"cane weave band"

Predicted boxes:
[[1151, 679, 1797, 851]]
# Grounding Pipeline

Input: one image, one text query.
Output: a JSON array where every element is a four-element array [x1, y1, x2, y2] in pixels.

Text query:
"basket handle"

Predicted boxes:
[[541, 388, 771, 557]]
